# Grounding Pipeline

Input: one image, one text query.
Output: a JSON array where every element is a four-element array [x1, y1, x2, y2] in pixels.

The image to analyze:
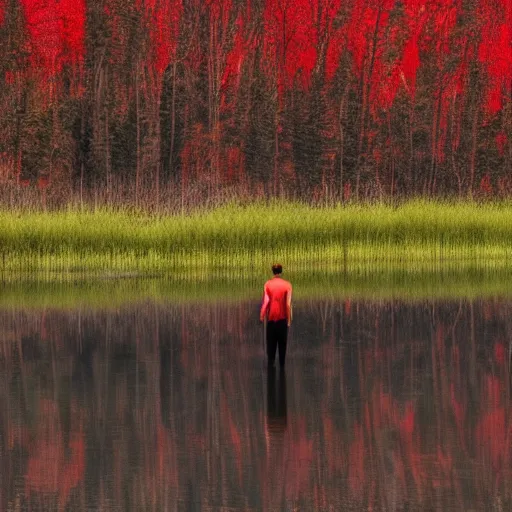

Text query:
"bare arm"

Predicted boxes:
[[260, 288, 270, 322], [286, 287, 292, 326]]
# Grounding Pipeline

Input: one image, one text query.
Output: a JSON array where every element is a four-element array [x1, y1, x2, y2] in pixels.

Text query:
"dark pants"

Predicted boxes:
[[267, 319, 288, 367]]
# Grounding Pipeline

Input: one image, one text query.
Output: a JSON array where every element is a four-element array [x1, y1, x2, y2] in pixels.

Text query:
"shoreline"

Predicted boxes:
[[2, 267, 512, 310]]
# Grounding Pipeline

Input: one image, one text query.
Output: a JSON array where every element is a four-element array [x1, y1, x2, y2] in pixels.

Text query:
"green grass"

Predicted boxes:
[[2, 268, 512, 310], [2, 199, 512, 275]]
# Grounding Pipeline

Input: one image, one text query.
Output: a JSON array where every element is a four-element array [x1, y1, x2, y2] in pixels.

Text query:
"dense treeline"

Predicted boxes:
[[1, 300, 512, 509], [0, 0, 511, 208]]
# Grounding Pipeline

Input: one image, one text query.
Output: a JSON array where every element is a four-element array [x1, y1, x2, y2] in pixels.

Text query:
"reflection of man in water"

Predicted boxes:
[[266, 366, 287, 434], [260, 264, 293, 368], [264, 367, 288, 509]]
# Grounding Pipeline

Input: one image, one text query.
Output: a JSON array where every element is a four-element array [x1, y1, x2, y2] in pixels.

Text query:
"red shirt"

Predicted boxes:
[[260, 276, 292, 322]]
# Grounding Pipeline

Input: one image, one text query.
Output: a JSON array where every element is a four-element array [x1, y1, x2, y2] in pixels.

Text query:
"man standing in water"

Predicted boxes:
[[260, 264, 292, 368]]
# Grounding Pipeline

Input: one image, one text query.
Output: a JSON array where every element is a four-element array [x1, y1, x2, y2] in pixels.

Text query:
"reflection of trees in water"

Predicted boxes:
[[0, 299, 512, 510]]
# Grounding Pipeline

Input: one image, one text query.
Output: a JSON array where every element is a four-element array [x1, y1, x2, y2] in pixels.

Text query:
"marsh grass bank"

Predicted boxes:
[[2, 200, 512, 274], [2, 268, 512, 310]]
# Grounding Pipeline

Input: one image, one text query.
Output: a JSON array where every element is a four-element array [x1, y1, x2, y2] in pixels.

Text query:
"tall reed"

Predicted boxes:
[[1, 199, 512, 275]]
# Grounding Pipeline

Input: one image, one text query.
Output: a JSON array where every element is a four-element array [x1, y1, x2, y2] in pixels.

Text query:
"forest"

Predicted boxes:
[[0, 0, 511, 208]]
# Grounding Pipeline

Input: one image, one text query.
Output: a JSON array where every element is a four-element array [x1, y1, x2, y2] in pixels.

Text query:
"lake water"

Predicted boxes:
[[1, 293, 512, 511]]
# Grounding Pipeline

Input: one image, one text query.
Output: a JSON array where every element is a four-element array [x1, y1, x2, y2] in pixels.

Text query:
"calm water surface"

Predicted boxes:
[[1, 296, 512, 511]]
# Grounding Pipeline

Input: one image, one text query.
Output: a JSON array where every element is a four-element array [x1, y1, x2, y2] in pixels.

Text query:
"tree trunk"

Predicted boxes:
[[208, 18, 215, 196], [468, 99, 478, 198], [338, 82, 350, 201], [80, 98, 86, 209], [169, 61, 177, 186], [93, 51, 105, 200], [408, 101, 415, 196], [507, 80, 512, 182], [154, 78, 161, 214], [428, 90, 442, 196], [105, 101, 111, 201], [274, 107, 280, 198], [450, 90, 462, 197], [15, 82, 23, 186], [355, 65, 366, 201], [388, 112, 395, 199], [356, 4, 383, 200], [135, 62, 141, 207]]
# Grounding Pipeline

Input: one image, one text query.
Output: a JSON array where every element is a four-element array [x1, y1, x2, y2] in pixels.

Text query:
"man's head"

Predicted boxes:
[[272, 263, 283, 275]]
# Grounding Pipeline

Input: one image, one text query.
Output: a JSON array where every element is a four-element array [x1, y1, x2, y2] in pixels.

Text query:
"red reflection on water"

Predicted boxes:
[[1, 300, 512, 510], [24, 399, 84, 510]]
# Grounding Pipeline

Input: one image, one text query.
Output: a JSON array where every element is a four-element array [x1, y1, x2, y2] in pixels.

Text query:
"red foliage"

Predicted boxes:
[[325, 29, 345, 82], [146, 0, 182, 75], [479, 173, 492, 196], [346, 0, 368, 74], [496, 132, 507, 156], [221, 14, 248, 92], [16, 0, 511, 116], [224, 145, 245, 181], [478, 1, 512, 116], [37, 175, 50, 190], [401, 35, 420, 96], [21, 0, 85, 76], [10, 0, 512, 194], [4, 70, 15, 84], [485, 86, 503, 116], [263, 0, 329, 93], [345, 0, 429, 111]]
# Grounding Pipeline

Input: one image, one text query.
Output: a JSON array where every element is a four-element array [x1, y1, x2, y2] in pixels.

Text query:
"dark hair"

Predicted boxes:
[[272, 263, 283, 275]]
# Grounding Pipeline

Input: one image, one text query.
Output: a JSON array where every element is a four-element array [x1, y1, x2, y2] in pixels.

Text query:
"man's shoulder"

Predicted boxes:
[[276, 278, 292, 289], [265, 277, 292, 288]]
